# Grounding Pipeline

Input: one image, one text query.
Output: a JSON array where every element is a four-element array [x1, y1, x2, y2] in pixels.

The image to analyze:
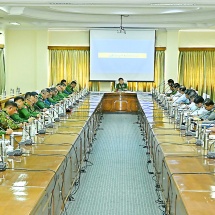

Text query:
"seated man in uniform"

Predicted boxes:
[[25, 92, 42, 115], [115, 78, 127, 91], [11, 96, 34, 123], [60, 79, 67, 85], [66, 81, 77, 94], [0, 100, 23, 130], [46, 88, 57, 105], [36, 89, 50, 110]]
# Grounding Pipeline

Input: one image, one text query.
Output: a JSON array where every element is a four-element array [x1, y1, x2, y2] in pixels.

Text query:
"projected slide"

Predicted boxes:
[[90, 30, 155, 81]]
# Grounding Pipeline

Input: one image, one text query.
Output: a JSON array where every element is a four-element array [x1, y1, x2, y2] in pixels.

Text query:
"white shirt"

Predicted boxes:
[[191, 107, 208, 116]]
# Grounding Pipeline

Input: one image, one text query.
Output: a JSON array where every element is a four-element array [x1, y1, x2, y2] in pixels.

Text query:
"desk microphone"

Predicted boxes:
[[36, 116, 46, 134], [184, 117, 196, 136], [0, 143, 6, 171], [6, 134, 23, 156], [49, 106, 60, 122], [207, 141, 215, 159], [19, 123, 33, 145]]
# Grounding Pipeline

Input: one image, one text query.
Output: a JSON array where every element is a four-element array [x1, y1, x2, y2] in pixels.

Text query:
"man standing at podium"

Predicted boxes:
[[115, 78, 128, 91]]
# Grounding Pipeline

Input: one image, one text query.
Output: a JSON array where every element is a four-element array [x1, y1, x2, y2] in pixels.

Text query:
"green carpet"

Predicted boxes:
[[63, 113, 162, 215]]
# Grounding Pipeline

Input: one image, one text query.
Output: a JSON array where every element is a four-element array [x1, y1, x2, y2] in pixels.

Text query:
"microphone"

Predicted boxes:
[[43, 112, 55, 128], [207, 141, 215, 159], [6, 134, 23, 156], [180, 108, 199, 130], [184, 117, 196, 136], [0, 142, 6, 171], [36, 116, 46, 134], [49, 106, 60, 122], [153, 81, 166, 98], [19, 123, 33, 145], [57, 101, 67, 117]]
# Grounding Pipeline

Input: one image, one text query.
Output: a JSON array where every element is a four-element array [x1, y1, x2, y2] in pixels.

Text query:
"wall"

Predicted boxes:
[[48, 30, 89, 46], [165, 30, 179, 82], [3, 28, 215, 93], [179, 29, 215, 47], [5, 29, 48, 93]]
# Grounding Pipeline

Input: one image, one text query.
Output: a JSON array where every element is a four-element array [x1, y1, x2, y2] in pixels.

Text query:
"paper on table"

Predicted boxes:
[[209, 135, 215, 140], [12, 132, 23, 136]]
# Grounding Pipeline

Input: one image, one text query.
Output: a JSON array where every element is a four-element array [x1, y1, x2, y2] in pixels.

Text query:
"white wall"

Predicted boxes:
[[179, 29, 215, 47], [48, 30, 89, 46], [165, 30, 179, 82], [5, 29, 48, 93]]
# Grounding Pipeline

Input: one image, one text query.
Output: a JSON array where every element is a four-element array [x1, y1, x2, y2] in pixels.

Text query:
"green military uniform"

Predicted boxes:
[[36, 94, 50, 109], [63, 90, 70, 95], [47, 97, 57, 105], [116, 83, 128, 91], [25, 103, 40, 117], [0, 110, 20, 130], [66, 85, 73, 94], [57, 92, 67, 99], [200, 107, 215, 121], [52, 94, 62, 102], [10, 113, 28, 123], [0, 130, 6, 135]]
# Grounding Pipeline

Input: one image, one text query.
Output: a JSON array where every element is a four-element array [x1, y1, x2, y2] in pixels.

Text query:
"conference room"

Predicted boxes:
[[1, 1, 215, 215]]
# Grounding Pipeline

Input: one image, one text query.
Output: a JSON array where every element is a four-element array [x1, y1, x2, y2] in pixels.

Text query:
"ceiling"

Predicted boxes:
[[0, 0, 215, 30]]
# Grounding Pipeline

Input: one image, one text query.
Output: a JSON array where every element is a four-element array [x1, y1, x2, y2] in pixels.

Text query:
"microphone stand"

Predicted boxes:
[[51, 105, 60, 122], [0, 142, 6, 171], [36, 115, 46, 134], [6, 134, 23, 156], [19, 123, 33, 145], [207, 141, 215, 158]]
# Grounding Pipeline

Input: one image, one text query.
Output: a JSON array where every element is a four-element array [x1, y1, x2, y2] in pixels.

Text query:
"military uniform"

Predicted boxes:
[[200, 107, 215, 120], [116, 83, 128, 91], [66, 85, 76, 94], [36, 94, 50, 109], [0, 110, 20, 130], [25, 103, 40, 117], [10, 113, 28, 123], [52, 94, 62, 102], [47, 97, 57, 105], [57, 92, 67, 99], [0, 130, 6, 135], [66, 85, 73, 94]]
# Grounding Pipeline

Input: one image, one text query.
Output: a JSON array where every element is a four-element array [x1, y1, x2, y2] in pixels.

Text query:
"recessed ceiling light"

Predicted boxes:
[[9, 22, 20, 25], [162, 9, 184, 14]]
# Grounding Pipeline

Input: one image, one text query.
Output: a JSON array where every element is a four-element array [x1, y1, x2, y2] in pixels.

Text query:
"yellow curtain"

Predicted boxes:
[[49, 49, 100, 91], [178, 50, 215, 100], [49, 49, 165, 92], [0, 48, 5, 93]]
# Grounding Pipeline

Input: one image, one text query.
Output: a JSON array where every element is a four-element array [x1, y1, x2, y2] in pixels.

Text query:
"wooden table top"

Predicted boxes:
[[0, 92, 104, 215], [142, 96, 215, 215], [0, 186, 46, 215]]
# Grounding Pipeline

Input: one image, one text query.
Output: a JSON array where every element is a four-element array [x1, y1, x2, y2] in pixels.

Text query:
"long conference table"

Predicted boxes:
[[0, 92, 215, 215]]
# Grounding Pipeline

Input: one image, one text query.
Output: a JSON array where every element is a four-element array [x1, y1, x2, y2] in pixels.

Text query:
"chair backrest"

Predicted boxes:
[[202, 93, 207, 100]]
